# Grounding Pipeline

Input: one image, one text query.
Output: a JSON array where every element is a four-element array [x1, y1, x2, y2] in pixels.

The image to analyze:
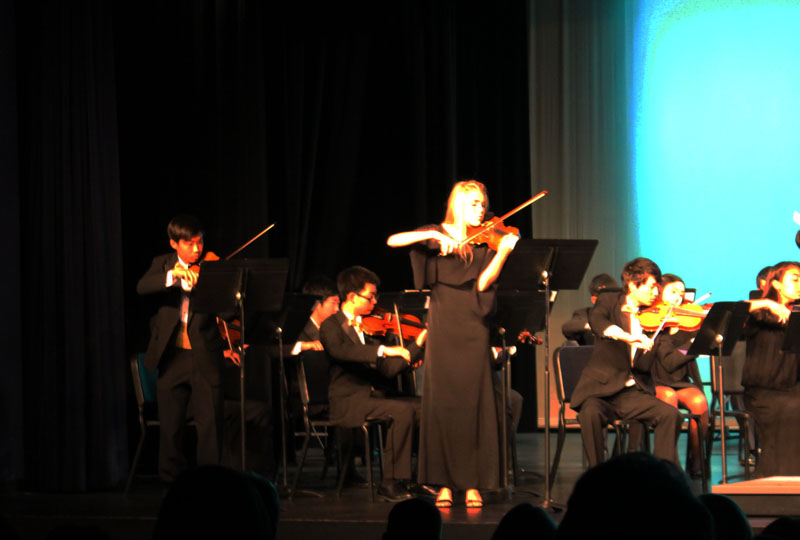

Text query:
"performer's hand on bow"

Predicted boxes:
[[435, 232, 460, 256], [173, 263, 199, 289]]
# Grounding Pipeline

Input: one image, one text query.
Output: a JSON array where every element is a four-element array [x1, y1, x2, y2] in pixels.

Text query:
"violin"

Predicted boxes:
[[360, 306, 426, 342], [466, 217, 520, 251], [457, 190, 548, 250], [638, 301, 709, 333], [189, 251, 220, 274]]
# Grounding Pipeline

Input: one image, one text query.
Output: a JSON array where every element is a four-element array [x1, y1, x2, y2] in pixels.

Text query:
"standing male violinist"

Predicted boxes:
[[319, 265, 427, 502], [569, 257, 682, 467], [137, 214, 236, 483]]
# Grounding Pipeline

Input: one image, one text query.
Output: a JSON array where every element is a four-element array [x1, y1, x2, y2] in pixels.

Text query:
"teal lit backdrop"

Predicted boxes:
[[632, 0, 800, 302]]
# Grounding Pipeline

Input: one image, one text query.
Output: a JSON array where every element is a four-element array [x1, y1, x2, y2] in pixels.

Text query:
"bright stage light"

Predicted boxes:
[[632, 0, 800, 301]]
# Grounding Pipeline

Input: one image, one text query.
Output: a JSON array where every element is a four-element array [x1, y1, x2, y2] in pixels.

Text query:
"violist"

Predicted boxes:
[[648, 274, 708, 477]]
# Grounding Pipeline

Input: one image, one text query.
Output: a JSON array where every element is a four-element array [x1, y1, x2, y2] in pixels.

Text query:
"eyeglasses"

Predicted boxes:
[[355, 291, 379, 303]]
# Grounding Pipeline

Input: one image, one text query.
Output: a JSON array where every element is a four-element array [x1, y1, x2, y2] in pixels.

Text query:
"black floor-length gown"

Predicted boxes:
[[742, 308, 800, 477], [411, 225, 501, 490]]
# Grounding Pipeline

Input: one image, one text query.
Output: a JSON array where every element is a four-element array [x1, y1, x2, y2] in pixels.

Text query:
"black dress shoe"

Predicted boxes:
[[377, 481, 413, 503], [403, 481, 437, 498]]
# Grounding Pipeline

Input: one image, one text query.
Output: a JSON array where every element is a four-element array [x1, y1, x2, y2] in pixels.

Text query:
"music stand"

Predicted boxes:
[[491, 290, 547, 493], [686, 301, 750, 484], [497, 238, 597, 509], [192, 258, 288, 472]]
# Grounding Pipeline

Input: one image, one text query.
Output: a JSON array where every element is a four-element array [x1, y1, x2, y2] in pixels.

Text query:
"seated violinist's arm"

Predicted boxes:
[[291, 340, 324, 356], [748, 298, 791, 323], [602, 325, 654, 351]]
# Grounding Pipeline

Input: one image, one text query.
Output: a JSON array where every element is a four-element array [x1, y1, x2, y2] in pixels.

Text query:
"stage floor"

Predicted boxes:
[[1, 432, 778, 540]]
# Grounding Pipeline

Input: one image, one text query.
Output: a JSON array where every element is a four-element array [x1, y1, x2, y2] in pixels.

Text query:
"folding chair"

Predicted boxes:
[[550, 345, 626, 484], [290, 351, 383, 501]]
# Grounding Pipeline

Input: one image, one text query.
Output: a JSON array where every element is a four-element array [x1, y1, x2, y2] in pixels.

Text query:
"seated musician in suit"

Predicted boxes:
[[319, 265, 426, 502], [570, 257, 682, 467], [292, 275, 341, 354], [561, 273, 619, 345]]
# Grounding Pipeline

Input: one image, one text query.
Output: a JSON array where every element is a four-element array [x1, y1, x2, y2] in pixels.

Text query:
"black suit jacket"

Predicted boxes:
[[137, 252, 224, 383], [570, 291, 661, 410], [561, 306, 594, 345], [297, 319, 320, 343], [319, 310, 422, 427]]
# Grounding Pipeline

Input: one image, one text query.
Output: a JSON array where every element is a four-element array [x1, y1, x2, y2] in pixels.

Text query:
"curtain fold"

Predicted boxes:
[[16, 0, 128, 491], [529, 0, 638, 326]]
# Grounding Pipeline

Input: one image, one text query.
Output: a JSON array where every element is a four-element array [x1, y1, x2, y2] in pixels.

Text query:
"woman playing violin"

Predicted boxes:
[[648, 274, 708, 477], [742, 260, 800, 476], [387, 180, 519, 508]]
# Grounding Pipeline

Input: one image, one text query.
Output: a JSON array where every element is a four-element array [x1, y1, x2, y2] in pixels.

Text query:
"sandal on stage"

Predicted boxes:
[[435, 487, 453, 508], [465, 489, 483, 508]]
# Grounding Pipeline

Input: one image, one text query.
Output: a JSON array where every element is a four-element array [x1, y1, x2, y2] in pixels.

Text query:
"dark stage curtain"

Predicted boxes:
[[116, 0, 532, 352], [1, 0, 24, 485], [14, 0, 128, 491], [5, 0, 639, 488]]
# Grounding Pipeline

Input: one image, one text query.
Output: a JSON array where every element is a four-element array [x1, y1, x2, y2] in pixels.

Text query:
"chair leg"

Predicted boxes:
[[335, 432, 354, 499], [705, 412, 717, 480], [124, 424, 147, 496], [549, 422, 567, 486], [510, 432, 519, 486], [613, 424, 624, 456], [743, 416, 752, 480], [289, 430, 312, 501], [364, 425, 374, 503], [376, 424, 384, 478]]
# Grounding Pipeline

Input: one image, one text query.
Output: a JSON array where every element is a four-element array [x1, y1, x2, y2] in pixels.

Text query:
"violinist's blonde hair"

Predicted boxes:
[[444, 180, 488, 226], [443, 180, 488, 262]]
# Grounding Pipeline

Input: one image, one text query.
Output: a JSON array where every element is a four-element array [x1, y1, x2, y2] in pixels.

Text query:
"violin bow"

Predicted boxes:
[[225, 223, 276, 260], [218, 222, 276, 354], [458, 190, 548, 247], [648, 299, 680, 343], [393, 303, 405, 349]]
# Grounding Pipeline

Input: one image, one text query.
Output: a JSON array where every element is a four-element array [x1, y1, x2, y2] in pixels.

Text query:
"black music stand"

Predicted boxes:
[[192, 258, 288, 472], [491, 290, 547, 493], [498, 238, 597, 509], [686, 301, 750, 484]]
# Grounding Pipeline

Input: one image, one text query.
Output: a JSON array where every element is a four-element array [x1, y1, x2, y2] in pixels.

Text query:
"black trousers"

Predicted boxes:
[[578, 387, 681, 467], [156, 347, 224, 482], [334, 395, 421, 483]]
